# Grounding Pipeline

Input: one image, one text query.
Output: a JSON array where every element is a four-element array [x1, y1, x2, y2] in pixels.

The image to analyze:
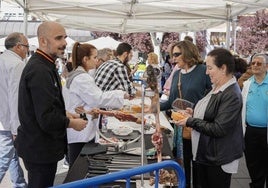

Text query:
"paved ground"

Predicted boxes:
[[1, 156, 251, 188]]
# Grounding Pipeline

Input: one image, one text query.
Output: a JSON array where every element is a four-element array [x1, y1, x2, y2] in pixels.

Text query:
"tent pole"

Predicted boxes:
[[226, 4, 231, 50], [23, 0, 28, 37], [232, 18, 237, 54]]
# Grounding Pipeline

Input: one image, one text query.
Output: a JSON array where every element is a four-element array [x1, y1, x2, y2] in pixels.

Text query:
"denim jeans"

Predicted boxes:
[[0, 131, 27, 188]]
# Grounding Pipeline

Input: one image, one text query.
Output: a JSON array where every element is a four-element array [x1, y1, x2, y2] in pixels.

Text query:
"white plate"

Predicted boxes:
[[112, 126, 133, 136]]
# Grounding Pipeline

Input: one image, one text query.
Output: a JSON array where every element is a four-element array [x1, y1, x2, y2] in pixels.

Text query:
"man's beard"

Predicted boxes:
[[56, 46, 66, 59], [123, 56, 129, 64]]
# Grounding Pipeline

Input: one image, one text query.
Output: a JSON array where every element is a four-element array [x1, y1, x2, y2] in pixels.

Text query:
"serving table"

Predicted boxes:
[[63, 134, 173, 185], [63, 91, 175, 187]]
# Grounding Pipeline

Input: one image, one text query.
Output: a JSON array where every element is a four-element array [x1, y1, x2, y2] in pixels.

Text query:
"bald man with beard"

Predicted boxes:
[[15, 21, 88, 188]]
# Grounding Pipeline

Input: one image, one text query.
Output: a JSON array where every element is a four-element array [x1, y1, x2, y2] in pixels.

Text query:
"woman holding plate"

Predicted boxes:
[[176, 48, 244, 188]]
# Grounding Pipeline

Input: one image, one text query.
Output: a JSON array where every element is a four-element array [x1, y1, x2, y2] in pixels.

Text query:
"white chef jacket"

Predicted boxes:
[[63, 66, 125, 143]]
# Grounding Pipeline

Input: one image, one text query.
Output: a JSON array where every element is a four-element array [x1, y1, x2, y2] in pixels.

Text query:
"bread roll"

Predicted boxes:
[[171, 111, 186, 121]]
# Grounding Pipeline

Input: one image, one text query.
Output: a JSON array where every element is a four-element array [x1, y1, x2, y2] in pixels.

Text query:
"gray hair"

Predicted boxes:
[[252, 53, 268, 64], [97, 48, 112, 61], [5, 32, 24, 49]]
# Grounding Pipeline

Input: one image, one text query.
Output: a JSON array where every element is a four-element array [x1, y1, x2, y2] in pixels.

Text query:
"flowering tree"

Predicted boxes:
[[91, 31, 153, 53], [236, 9, 268, 56], [160, 32, 180, 55], [121, 33, 154, 53], [195, 31, 207, 53], [91, 31, 121, 41]]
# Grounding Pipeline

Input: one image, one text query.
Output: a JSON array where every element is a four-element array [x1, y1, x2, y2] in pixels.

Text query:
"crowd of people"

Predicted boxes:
[[0, 21, 267, 188]]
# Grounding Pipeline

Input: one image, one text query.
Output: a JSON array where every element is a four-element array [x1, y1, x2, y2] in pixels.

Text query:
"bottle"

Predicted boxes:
[[101, 115, 108, 133]]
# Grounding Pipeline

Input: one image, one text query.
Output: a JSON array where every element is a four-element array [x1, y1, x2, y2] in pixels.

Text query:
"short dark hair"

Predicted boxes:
[[184, 36, 193, 43], [116, 42, 132, 56], [5, 32, 24, 49], [207, 48, 235, 74]]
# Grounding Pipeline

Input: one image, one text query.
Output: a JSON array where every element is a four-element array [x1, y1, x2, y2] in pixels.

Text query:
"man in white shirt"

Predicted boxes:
[[0, 32, 28, 187]]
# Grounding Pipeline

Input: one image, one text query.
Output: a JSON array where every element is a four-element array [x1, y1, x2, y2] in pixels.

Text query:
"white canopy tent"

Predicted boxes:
[[85, 36, 121, 50], [0, 37, 7, 52], [3, 0, 267, 48], [4, 0, 267, 33]]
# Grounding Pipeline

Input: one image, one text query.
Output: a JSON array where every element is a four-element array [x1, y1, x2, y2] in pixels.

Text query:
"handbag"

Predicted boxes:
[[177, 71, 192, 140]]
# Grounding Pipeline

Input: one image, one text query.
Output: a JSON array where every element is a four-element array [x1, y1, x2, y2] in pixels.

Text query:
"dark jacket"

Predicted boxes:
[[15, 49, 69, 164], [186, 83, 244, 166]]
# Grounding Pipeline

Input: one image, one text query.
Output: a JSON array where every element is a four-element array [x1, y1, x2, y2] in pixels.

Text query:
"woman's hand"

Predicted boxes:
[[173, 108, 192, 127], [185, 107, 193, 116], [174, 117, 188, 127]]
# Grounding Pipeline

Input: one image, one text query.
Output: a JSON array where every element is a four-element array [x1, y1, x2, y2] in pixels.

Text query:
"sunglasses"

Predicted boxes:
[[172, 52, 182, 57], [251, 61, 264, 66]]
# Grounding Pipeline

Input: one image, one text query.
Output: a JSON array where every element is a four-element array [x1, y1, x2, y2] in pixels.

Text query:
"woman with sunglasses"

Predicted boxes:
[[160, 40, 212, 188], [242, 53, 268, 188]]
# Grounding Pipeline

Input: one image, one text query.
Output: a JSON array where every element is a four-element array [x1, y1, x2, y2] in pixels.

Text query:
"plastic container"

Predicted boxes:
[[172, 98, 194, 111], [101, 115, 108, 133]]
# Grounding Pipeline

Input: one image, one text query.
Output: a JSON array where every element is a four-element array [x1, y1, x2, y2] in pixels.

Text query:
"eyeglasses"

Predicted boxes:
[[172, 52, 182, 57], [251, 61, 264, 66], [18, 43, 29, 48]]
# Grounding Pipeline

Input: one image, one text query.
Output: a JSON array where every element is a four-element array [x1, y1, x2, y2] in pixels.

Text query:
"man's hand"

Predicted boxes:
[[68, 118, 87, 131], [66, 110, 88, 131], [66, 111, 80, 119]]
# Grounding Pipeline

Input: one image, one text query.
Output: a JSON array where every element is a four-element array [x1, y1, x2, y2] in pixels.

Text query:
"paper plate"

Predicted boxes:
[[112, 126, 133, 136]]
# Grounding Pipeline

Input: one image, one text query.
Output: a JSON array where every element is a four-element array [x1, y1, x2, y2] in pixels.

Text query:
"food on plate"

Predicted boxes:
[[112, 126, 133, 136], [98, 137, 119, 145], [131, 105, 142, 113], [131, 104, 150, 113], [91, 108, 142, 123], [171, 111, 186, 121]]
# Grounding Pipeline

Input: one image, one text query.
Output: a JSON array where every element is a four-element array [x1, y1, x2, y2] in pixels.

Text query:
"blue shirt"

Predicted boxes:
[[246, 72, 268, 127]]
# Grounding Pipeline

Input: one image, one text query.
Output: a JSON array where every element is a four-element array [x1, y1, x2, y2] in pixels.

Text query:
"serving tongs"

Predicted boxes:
[[97, 128, 141, 154]]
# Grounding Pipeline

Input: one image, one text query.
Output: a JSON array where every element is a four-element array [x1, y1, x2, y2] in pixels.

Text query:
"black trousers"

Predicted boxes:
[[195, 163, 231, 188], [245, 125, 268, 188], [23, 160, 57, 188], [68, 142, 86, 168], [68, 140, 95, 168], [183, 138, 194, 188]]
